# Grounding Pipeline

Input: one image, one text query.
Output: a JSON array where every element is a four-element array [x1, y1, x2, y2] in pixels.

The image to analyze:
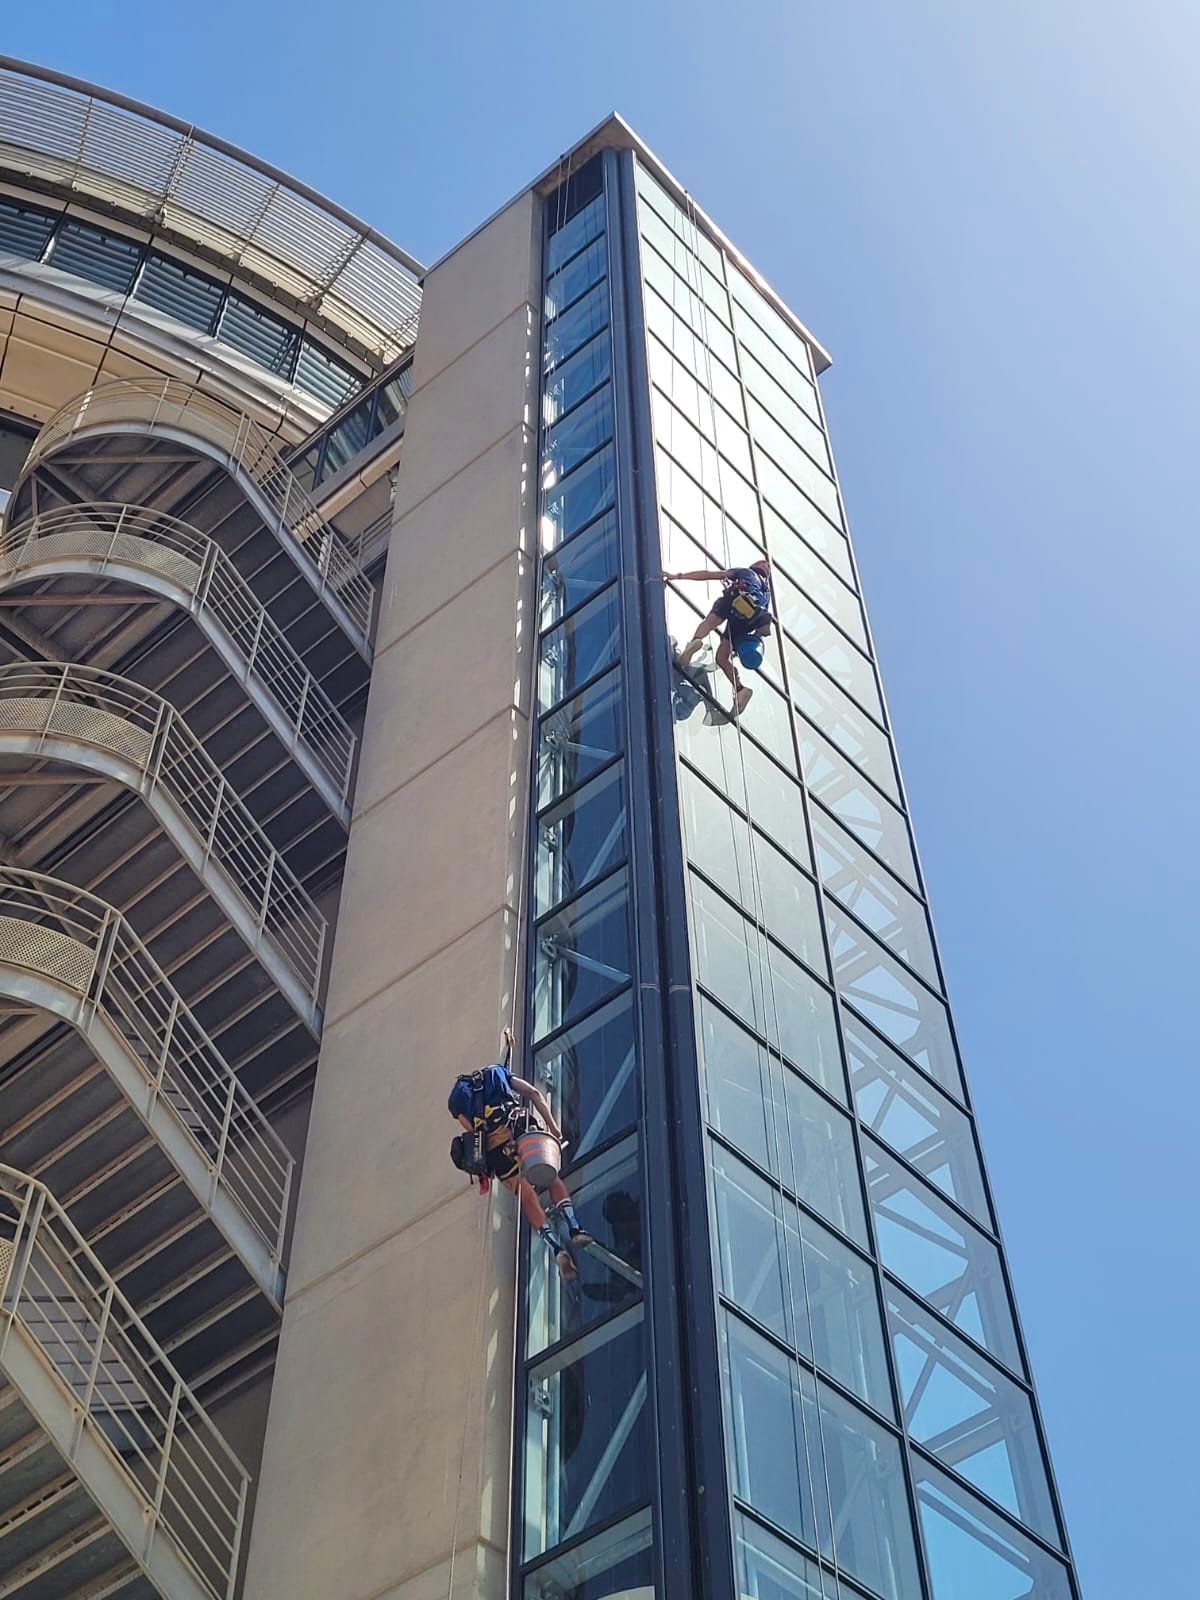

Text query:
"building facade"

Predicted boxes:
[[0, 58, 1078, 1600]]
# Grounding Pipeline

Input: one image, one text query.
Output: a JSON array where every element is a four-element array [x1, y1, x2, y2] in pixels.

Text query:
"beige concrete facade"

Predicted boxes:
[[244, 192, 542, 1600]]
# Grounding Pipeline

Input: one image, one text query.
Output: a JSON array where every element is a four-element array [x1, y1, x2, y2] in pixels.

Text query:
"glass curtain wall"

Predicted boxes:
[[516, 155, 657, 1600], [631, 154, 1079, 1600]]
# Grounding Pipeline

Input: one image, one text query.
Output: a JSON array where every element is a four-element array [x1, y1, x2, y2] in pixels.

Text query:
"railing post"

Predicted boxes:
[[35, 662, 70, 755], [145, 1376, 182, 1564], [258, 851, 276, 937], [245, 608, 265, 689], [292, 672, 309, 757], [195, 541, 219, 613], [155, 994, 180, 1091], [149, 376, 169, 434], [0, 1185, 45, 1364], [103, 502, 129, 569], [86, 910, 120, 1023], [144, 700, 171, 796], [73, 1281, 114, 1457], [203, 778, 224, 866], [211, 1076, 238, 1206]]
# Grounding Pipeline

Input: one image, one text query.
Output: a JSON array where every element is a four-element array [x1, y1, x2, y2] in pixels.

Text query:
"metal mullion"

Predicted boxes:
[[523, 1286, 645, 1380], [809, 790, 932, 913], [534, 626, 623, 725], [783, 617, 890, 736], [687, 862, 835, 1000], [877, 1261, 1031, 1395], [904, 1434, 1068, 1565], [680, 754, 818, 887], [517, 1500, 655, 1583], [731, 1499, 879, 1600], [823, 881, 947, 1005], [528, 977, 634, 1057]]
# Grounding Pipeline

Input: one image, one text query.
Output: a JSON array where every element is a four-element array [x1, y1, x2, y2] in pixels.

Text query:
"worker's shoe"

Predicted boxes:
[[568, 1227, 594, 1249], [733, 684, 754, 715], [556, 1247, 578, 1281]]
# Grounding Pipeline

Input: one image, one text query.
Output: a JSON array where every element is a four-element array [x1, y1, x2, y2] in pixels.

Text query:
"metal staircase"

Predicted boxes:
[[0, 1166, 249, 1600]]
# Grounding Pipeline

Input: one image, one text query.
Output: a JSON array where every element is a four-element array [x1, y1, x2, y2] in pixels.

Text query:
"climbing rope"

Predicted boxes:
[[679, 188, 844, 1600]]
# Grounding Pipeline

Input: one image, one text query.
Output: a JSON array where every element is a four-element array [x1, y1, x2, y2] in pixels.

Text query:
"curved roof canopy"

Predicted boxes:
[[0, 57, 423, 364]]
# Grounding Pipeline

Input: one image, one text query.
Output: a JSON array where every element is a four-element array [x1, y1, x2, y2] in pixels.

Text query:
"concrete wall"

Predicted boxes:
[[244, 191, 541, 1600]]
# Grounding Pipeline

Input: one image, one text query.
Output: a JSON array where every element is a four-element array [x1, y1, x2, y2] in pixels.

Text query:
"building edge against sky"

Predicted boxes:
[[0, 58, 1079, 1600]]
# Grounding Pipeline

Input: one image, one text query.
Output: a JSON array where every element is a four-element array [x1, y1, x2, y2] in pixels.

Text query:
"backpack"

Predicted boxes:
[[447, 1064, 514, 1127], [728, 569, 770, 621]]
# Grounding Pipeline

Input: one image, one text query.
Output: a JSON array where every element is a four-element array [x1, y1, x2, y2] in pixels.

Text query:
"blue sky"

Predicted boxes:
[[4, 3, 1194, 1592]]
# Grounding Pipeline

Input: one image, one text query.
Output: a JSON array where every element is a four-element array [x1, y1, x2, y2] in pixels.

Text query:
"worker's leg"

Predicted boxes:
[[678, 610, 723, 666], [718, 635, 753, 714], [547, 1177, 593, 1248], [506, 1175, 577, 1279]]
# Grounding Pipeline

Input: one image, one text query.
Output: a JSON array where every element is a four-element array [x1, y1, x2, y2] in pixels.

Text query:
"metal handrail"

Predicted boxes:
[[17, 378, 376, 643], [0, 661, 326, 1005], [0, 502, 356, 812], [0, 869, 292, 1272], [0, 57, 422, 364], [0, 1164, 249, 1600]]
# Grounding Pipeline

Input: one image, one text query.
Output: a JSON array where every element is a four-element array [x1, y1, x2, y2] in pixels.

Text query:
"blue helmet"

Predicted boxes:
[[735, 637, 765, 671]]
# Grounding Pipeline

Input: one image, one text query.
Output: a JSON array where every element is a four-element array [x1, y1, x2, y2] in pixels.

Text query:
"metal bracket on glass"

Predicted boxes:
[[531, 1378, 554, 1418]]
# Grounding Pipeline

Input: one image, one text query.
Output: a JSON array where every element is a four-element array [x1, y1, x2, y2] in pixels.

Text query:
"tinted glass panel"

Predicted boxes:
[[864, 1136, 1022, 1373], [546, 192, 606, 275], [846, 1016, 991, 1226], [543, 386, 614, 482], [0, 199, 56, 260], [536, 761, 627, 916], [523, 1307, 649, 1560], [657, 442, 763, 561], [728, 264, 816, 386], [537, 667, 623, 808], [690, 876, 843, 1100], [219, 293, 299, 374], [740, 343, 829, 467], [766, 503, 868, 649], [539, 583, 622, 711], [543, 331, 611, 426], [652, 389, 762, 541], [535, 991, 637, 1158], [676, 736, 810, 871], [888, 1284, 1059, 1544], [295, 342, 361, 409], [640, 242, 739, 370], [523, 1507, 653, 1600], [735, 1514, 842, 1600], [647, 334, 751, 476], [545, 236, 607, 321], [800, 734, 918, 891], [812, 808, 938, 986], [48, 220, 140, 293], [541, 510, 619, 629], [758, 451, 853, 585], [544, 282, 608, 371], [541, 444, 616, 550], [533, 869, 631, 1038], [826, 906, 963, 1100], [775, 567, 882, 719], [915, 1461, 1073, 1600], [748, 393, 842, 527], [790, 652, 899, 803]]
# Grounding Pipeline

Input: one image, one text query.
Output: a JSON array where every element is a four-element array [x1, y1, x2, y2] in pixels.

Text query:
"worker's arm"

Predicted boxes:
[[510, 1075, 564, 1143], [663, 567, 732, 582]]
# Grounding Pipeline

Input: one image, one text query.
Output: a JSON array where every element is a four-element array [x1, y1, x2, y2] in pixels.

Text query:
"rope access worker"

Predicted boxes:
[[448, 1028, 592, 1280], [665, 559, 773, 715]]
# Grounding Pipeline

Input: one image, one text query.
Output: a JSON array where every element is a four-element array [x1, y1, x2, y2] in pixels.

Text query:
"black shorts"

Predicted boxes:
[[713, 592, 770, 646]]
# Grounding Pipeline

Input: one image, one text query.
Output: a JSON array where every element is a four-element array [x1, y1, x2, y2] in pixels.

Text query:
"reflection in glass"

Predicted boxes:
[[846, 1016, 991, 1226], [652, 389, 762, 543], [826, 906, 963, 1100], [540, 511, 619, 629], [545, 282, 609, 373], [739, 342, 829, 468], [541, 444, 616, 550], [734, 1513, 840, 1600], [647, 333, 752, 478], [539, 583, 622, 713], [764, 503, 868, 649], [537, 667, 623, 808], [748, 393, 842, 527], [676, 737, 810, 871], [680, 766, 824, 973], [887, 1284, 1059, 1545], [774, 567, 881, 719], [527, 1138, 643, 1359], [543, 386, 614, 483], [524, 1306, 649, 1560], [915, 1461, 1073, 1600], [757, 452, 852, 585], [812, 809, 938, 987], [523, 1506, 653, 1600], [543, 331, 612, 427], [690, 876, 842, 1100], [722, 1315, 919, 1600], [533, 870, 631, 1039], [535, 991, 638, 1158], [728, 265, 816, 390], [800, 732, 918, 890], [641, 246, 740, 371], [546, 193, 605, 276], [864, 1136, 1022, 1374], [657, 442, 762, 561], [790, 655, 899, 804], [536, 762, 627, 916], [545, 236, 607, 321]]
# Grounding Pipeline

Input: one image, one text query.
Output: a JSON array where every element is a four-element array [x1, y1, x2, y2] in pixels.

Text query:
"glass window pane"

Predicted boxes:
[[888, 1284, 1060, 1545], [295, 342, 361, 410], [740, 344, 829, 469], [539, 583, 622, 712], [748, 394, 842, 528], [639, 211, 731, 330], [723, 1316, 918, 1600], [735, 1513, 841, 1600], [657, 443, 763, 562], [660, 504, 762, 587], [812, 809, 938, 987], [731, 295, 818, 416], [546, 193, 606, 275], [800, 735, 918, 891], [826, 906, 963, 1101], [545, 282, 609, 372], [546, 236, 607, 321], [537, 667, 623, 808], [766, 504, 868, 650], [541, 510, 619, 629], [536, 761, 627, 916], [527, 1137, 643, 1358], [219, 292, 299, 375], [845, 1016, 991, 1227], [541, 443, 616, 550], [321, 396, 375, 476], [652, 390, 762, 542], [680, 767, 824, 974], [640, 243, 739, 370], [915, 1461, 1073, 1600], [690, 876, 843, 1101], [533, 869, 631, 1038], [543, 386, 614, 482], [775, 568, 882, 721], [0, 198, 56, 260], [677, 734, 810, 871], [635, 159, 726, 280], [523, 1507, 653, 1600], [523, 1305, 649, 1560], [644, 287, 745, 420], [647, 334, 752, 479], [864, 1135, 1023, 1373], [543, 331, 611, 426], [712, 1143, 883, 1389], [535, 990, 637, 1158], [728, 266, 816, 388], [757, 452, 853, 585], [790, 653, 899, 804]]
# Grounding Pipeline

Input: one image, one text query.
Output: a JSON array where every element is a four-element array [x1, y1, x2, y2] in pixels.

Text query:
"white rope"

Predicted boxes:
[[679, 188, 844, 1600]]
